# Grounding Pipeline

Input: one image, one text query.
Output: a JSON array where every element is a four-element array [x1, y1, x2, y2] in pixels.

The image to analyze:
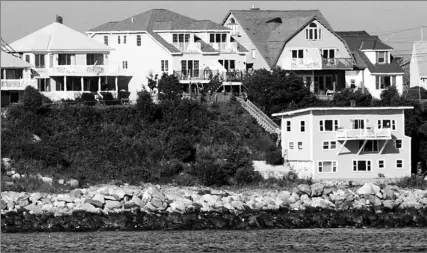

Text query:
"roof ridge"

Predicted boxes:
[[230, 9, 321, 12]]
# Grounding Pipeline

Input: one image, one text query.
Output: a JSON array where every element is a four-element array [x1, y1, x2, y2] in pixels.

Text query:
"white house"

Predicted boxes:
[[410, 41, 427, 89], [1, 51, 37, 106], [337, 31, 405, 99], [9, 17, 131, 101], [272, 106, 413, 179], [86, 9, 248, 102]]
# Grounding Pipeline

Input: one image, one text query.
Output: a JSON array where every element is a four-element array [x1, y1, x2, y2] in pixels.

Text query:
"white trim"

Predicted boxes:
[[352, 159, 373, 172], [378, 159, 385, 169], [317, 160, 337, 173], [286, 120, 291, 132], [371, 73, 404, 75], [318, 119, 339, 132], [300, 120, 305, 132], [288, 141, 295, 150], [154, 30, 231, 33], [145, 32, 181, 55], [322, 140, 337, 150], [310, 111, 314, 177], [396, 159, 404, 169], [360, 49, 392, 52], [272, 107, 414, 117], [377, 119, 397, 131]]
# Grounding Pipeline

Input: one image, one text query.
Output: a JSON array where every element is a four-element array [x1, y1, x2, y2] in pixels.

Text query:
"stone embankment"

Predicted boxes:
[[2, 182, 427, 232]]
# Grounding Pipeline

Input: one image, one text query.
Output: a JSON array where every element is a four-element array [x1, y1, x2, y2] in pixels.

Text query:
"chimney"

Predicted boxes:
[[250, 4, 260, 10], [56, 15, 63, 24]]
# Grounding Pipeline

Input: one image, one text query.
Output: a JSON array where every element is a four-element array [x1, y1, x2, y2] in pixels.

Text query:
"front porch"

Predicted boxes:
[[297, 70, 347, 100]]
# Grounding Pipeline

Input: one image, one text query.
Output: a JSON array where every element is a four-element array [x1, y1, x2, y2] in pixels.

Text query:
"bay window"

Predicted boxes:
[[375, 75, 396, 90]]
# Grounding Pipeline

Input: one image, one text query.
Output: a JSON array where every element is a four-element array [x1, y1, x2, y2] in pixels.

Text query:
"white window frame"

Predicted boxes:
[[352, 119, 365, 129], [123, 35, 127, 44], [322, 140, 337, 150], [375, 75, 396, 90], [35, 54, 45, 68], [286, 121, 291, 132], [358, 140, 380, 153], [291, 49, 304, 59], [137, 35, 141, 46], [37, 78, 51, 92], [377, 51, 388, 64], [251, 49, 256, 59], [305, 22, 322, 41], [104, 36, 108, 46], [300, 121, 305, 132], [378, 160, 385, 169], [161, 60, 169, 72], [318, 160, 337, 173], [319, 119, 339, 132], [321, 48, 336, 59], [396, 159, 403, 169], [298, 141, 303, 150], [350, 79, 356, 88], [118, 35, 121, 44], [122, 61, 128, 69], [352, 160, 372, 172], [289, 141, 294, 150], [377, 119, 396, 131], [395, 139, 402, 149]]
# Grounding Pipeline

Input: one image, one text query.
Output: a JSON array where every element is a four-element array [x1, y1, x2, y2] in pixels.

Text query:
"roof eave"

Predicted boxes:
[[272, 106, 415, 117]]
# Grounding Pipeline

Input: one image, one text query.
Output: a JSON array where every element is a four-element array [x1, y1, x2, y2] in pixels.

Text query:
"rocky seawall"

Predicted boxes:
[[2, 182, 427, 232]]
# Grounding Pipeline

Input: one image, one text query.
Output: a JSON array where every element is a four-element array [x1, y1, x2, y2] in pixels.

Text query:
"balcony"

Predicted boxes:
[[290, 58, 322, 69], [322, 58, 353, 69], [172, 42, 201, 53], [336, 128, 392, 140], [1, 79, 37, 90], [46, 65, 129, 76], [209, 42, 238, 53], [173, 70, 247, 82]]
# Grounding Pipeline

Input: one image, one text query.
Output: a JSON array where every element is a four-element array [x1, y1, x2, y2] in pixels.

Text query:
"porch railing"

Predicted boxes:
[[1, 79, 37, 90], [336, 128, 392, 140], [322, 58, 353, 69], [173, 69, 247, 81], [172, 42, 201, 53], [290, 58, 322, 69]]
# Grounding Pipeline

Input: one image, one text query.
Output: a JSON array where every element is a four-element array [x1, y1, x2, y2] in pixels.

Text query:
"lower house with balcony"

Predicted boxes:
[[1, 51, 37, 106], [87, 9, 248, 102], [9, 17, 132, 102], [337, 31, 405, 99], [272, 106, 413, 179]]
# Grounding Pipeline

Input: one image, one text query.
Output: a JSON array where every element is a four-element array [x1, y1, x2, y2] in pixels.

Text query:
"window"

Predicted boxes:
[[58, 54, 75, 65], [161, 60, 169, 72], [104, 36, 108, 45], [37, 79, 51, 92], [378, 160, 385, 169], [396, 160, 403, 169], [251, 49, 256, 59], [318, 161, 337, 173], [300, 121, 305, 132], [209, 33, 227, 43], [289, 142, 294, 150], [350, 79, 356, 88], [377, 51, 387, 64], [319, 120, 338, 131], [353, 160, 372, 172], [286, 121, 291, 131], [124, 35, 127, 44], [298, 142, 303, 150], [352, 119, 365, 129], [375, 75, 396, 90], [35, 54, 45, 68], [122, 61, 128, 69], [86, 54, 104, 65], [306, 22, 322, 40], [322, 141, 337, 150], [395, 139, 402, 149], [322, 49, 335, 59], [118, 35, 121, 44], [25, 55, 30, 63], [181, 60, 200, 77], [359, 140, 379, 152], [218, 60, 236, 71], [137, 35, 141, 46], [291, 49, 304, 58], [378, 119, 396, 130]]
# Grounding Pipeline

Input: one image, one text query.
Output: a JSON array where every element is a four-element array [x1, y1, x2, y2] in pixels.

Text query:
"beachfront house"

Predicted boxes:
[[9, 17, 131, 101], [410, 41, 427, 89], [86, 9, 248, 102], [272, 106, 413, 179], [1, 51, 37, 106], [221, 7, 354, 99], [337, 31, 405, 99]]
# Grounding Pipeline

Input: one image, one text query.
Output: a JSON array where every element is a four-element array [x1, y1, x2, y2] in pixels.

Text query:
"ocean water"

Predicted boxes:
[[2, 228, 427, 252]]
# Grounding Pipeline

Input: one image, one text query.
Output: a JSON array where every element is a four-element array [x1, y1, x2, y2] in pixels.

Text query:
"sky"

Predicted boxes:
[[1, 1, 426, 59]]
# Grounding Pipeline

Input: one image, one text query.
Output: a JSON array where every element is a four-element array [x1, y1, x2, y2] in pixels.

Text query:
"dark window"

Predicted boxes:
[[286, 121, 291, 131], [104, 36, 108, 45], [58, 54, 74, 65], [396, 139, 402, 149], [86, 54, 104, 65], [173, 34, 178, 43], [301, 121, 305, 132], [35, 54, 45, 68], [118, 35, 121, 44], [210, 34, 215, 43], [25, 55, 30, 63], [124, 35, 127, 44], [137, 35, 141, 46]]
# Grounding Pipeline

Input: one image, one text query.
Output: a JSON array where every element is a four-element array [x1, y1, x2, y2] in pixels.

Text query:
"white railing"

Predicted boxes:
[[46, 65, 129, 76], [172, 42, 201, 53], [237, 97, 280, 135], [209, 42, 237, 53], [290, 58, 322, 69], [336, 128, 392, 140], [1, 79, 37, 90]]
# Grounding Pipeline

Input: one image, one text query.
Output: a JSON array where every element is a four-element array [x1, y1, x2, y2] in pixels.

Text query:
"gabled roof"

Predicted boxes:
[[222, 9, 332, 67], [272, 106, 414, 117], [10, 22, 113, 53], [412, 41, 427, 77], [336, 31, 393, 51], [89, 9, 229, 32], [146, 31, 180, 54], [1, 52, 32, 68]]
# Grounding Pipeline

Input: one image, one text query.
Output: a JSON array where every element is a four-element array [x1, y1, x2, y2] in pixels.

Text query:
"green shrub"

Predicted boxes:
[[136, 90, 160, 121], [395, 175, 427, 189], [265, 147, 284, 165], [80, 93, 97, 106], [100, 92, 121, 105], [234, 166, 262, 185], [167, 135, 195, 162], [22, 86, 50, 112], [160, 159, 184, 178]]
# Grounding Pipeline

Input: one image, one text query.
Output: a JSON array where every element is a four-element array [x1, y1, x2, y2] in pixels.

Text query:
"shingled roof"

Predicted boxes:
[[1, 52, 32, 68], [412, 41, 427, 78], [337, 31, 403, 74], [222, 10, 333, 67], [89, 9, 229, 32]]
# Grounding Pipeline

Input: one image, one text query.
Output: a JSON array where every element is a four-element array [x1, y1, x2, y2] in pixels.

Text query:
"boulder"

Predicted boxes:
[[286, 193, 299, 204], [11, 173, 21, 179], [30, 193, 43, 203], [84, 199, 103, 208], [56, 194, 74, 203], [311, 183, 324, 197], [66, 179, 79, 188], [383, 186, 399, 200], [400, 201, 422, 209], [105, 200, 122, 209], [277, 191, 291, 201], [42, 203, 54, 212], [290, 200, 304, 210], [311, 198, 335, 209], [32, 134, 42, 143], [53, 201, 66, 208], [58, 179, 65, 185], [1, 199, 6, 210], [77, 203, 100, 213], [124, 201, 140, 209], [419, 198, 427, 206], [66, 203, 75, 209], [17, 196, 29, 207], [297, 184, 311, 196], [70, 189, 83, 198], [142, 186, 165, 201], [110, 188, 126, 200], [37, 174, 53, 185], [169, 201, 187, 213], [383, 200, 395, 209], [300, 194, 311, 204], [92, 194, 105, 204], [368, 195, 382, 207], [356, 183, 380, 195], [24, 203, 43, 214]]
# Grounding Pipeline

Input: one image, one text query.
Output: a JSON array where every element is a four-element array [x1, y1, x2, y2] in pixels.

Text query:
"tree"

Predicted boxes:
[[22, 86, 51, 113], [136, 90, 160, 122], [418, 122, 427, 169], [157, 73, 183, 101], [332, 88, 372, 107]]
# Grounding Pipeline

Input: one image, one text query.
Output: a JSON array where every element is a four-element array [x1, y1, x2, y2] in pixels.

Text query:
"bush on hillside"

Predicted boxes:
[[265, 147, 284, 165], [136, 90, 160, 121], [80, 93, 97, 106], [332, 88, 372, 107], [100, 92, 121, 105], [22, 86, 51, 112]]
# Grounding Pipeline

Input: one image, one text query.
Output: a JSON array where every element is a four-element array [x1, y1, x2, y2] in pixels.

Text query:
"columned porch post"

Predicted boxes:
[[239, 84, 241, 96], [115, 76, 118, 96], [3, 69, 6, 79], [64, 76, 67, 91], [311, 70, 315, 93], [98, 76, 101, 92], [81, 77, 84, 92], [333, 74, 336, 93]]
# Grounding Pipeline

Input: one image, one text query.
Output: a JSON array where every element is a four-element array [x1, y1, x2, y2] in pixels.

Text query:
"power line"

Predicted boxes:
[[375, 26, 424, 36]]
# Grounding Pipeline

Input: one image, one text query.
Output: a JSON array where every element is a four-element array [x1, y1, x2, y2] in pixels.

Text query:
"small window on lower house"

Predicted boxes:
[[300, 121, 305, 132], [350, 79, 356, 88], [298, 142, 303, 150], [396, 160, 403, 168], [286, 121, 291, 131], [289, 142, 294, 150], [378, 160, 385, 169], [395, 139, 402, 149], [122, 61, 128, 69], [318, 161, 337, 173], [353, 160, 371, 171]]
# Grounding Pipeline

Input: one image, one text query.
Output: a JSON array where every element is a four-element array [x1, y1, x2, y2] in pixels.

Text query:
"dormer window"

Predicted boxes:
[[306, 22, 322, 41], [210, 33, 227, 43], [227, 18, 239, 36], [377, 51, 388, 64]]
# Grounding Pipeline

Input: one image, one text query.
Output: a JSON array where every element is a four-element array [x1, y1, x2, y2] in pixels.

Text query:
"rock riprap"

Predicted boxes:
[[2, 183, 427, 232]]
